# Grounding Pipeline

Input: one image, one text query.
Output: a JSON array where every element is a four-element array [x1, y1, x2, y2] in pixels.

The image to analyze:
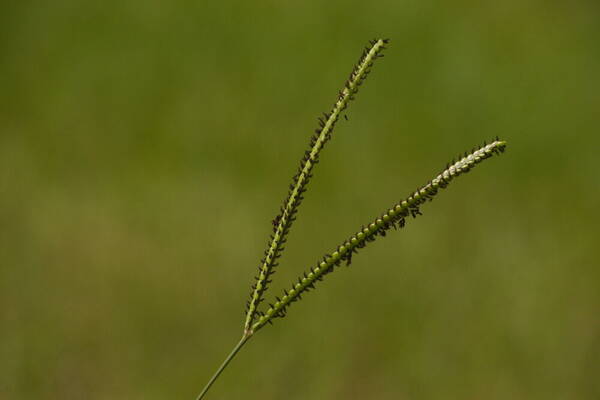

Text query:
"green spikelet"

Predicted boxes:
[[250, 139, 507, 332], [243, 38, 389, 332]]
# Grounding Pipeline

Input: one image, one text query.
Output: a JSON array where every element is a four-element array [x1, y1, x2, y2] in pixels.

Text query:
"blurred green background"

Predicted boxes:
[[1, 1, 599, 399]]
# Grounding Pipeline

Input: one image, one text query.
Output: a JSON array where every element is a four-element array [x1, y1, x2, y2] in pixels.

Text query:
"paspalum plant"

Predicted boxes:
[[197, 38, 507, 399]]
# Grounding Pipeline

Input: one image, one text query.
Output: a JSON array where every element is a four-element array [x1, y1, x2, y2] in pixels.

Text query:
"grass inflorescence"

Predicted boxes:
[[251, 139, 506, 332], [196, 38, 507, 400], [244, 39, 389, 334]]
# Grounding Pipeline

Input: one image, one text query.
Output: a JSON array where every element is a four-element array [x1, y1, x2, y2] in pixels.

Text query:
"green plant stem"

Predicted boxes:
[[196, 333, 252, 400]]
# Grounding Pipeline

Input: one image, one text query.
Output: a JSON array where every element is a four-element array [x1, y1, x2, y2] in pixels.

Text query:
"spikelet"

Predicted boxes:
[[251, 139, 507, 332], [243, 39, 389, 332]]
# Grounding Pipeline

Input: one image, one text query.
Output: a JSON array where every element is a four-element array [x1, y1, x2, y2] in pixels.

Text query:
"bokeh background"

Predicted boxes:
[[1, 1, 599, 399]]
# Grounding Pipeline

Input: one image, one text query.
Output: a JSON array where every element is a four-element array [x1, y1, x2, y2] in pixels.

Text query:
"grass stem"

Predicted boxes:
[[196, 333, 252, 400]]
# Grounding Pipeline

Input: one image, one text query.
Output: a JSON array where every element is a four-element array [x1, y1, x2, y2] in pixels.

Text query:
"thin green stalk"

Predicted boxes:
[[196, 333, 252, 400]]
